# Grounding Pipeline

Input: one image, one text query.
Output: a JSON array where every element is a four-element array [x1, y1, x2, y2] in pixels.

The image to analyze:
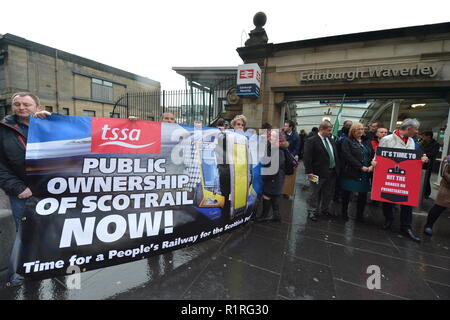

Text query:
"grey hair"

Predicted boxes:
[[319, 121, 333, 130], [399, 118, 420, 130]]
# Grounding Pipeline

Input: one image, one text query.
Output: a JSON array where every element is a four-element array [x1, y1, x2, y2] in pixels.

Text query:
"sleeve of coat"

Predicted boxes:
[[431, 142, 441, 159], [293, 133, 301, 157], [303, 137, 313, 174], [443, 162, 450, 184], [379, 135, 388, 148], [341, 139, 363, 170], [0, 146, 27, 196]]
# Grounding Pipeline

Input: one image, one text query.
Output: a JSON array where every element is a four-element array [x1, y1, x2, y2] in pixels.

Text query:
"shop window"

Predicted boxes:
[[61, 108, 70, 115], [110, 112, 120, 118], [83, 110, 96, 117], [92, 78, 114, 102]]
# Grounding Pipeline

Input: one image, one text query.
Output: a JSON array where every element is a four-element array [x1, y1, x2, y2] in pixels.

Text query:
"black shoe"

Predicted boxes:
[[401, 228, 421, 243], [323, 211, 338, 217], [341, 211, 349, 222], [257, 199, 272, 222], [271, 196, 281, 221], [308, 212, 318, 222], [7, 274, 24, 287], [382, 220, 393, 230], [423, 227, 433, 236]]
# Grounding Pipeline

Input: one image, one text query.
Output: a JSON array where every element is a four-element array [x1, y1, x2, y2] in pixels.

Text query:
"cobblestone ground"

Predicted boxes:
[[1, 163, 449, 300]]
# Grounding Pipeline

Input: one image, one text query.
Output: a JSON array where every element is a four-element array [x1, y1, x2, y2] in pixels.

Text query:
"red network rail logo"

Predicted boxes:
[[239, 69, 254, 79], [91, 118, 161, 154]]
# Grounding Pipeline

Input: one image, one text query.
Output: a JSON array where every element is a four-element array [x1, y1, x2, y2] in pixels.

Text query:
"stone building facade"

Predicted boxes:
[[237, 19, 450, 132], [0, 34, 160, 119]]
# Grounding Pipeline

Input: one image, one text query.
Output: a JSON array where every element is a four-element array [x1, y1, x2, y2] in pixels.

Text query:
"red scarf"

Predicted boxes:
[[394, 130, 408, 144]]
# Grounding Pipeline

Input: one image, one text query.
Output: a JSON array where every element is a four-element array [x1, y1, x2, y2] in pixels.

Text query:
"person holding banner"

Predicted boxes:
[[340, 123, 375, 222], [0, 92, 51, 232], [0, 92, 51, 287], [230, 114, 247, 133], [161, 112, 176, 123], [378, 118, 428, 242], [424, 155, 450, 236]]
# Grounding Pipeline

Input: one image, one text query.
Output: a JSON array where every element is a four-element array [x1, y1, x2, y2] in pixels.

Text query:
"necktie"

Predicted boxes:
[[323, 137, 335, 168]]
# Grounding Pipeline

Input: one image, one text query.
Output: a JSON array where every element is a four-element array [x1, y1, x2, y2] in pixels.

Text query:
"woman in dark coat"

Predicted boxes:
[[424, 156, 450, 236], [340, 123, 375, 222], [257, 129, 288, 222]]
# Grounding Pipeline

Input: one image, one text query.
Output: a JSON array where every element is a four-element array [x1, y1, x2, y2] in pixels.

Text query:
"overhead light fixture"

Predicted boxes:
[[411, 103, 426, 108], [396, 121, 402, 125]]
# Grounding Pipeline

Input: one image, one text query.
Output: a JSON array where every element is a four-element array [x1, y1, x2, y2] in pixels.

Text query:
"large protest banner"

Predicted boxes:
[[11, 115, 261, 280], [371, 147, 423, 207]]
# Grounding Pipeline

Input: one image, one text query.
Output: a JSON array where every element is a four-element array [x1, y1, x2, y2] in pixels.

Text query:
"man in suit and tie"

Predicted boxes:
[[304, 121, 340, 221]]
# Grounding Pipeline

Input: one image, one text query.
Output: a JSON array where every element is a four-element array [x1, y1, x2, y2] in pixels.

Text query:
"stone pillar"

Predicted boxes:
[[389, 100, 400, 132], [236, 12, 275, 129], [242, 98, 263, 129]]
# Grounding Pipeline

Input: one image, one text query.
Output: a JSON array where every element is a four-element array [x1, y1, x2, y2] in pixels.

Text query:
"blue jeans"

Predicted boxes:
[[9, 196, 27, 232]]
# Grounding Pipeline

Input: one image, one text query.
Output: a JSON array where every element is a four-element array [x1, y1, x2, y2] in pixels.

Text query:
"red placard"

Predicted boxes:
[[371, 147, 423, 207], [91, 118, 161, 154]]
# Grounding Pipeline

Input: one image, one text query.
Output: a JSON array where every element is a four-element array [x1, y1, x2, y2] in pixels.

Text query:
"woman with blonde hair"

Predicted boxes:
[[340, 122, 375, 222], [231, 114, 247, 132], [257, 128, 289, 222]]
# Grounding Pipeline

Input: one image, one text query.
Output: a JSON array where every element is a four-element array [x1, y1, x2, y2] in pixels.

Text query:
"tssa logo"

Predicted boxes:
[[91, 118, 161, 154]]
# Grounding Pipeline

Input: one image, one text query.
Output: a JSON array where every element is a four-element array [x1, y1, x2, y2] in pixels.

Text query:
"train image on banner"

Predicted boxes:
[[184, 129, 253, 222]]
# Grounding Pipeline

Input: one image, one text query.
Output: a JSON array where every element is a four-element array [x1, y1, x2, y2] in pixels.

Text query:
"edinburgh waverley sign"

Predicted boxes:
[[300, 63, 441, 82]]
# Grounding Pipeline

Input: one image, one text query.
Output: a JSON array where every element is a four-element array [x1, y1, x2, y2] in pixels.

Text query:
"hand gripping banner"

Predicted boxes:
[[10, 115, 261, 280]]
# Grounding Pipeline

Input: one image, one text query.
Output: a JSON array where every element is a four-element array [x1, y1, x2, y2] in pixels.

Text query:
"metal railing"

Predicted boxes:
[[112, 78, 235, 126]]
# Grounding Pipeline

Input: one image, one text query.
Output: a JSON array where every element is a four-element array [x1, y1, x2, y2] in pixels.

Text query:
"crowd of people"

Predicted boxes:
[[1, 92, 449, 286], [214, 113, 448, 244]]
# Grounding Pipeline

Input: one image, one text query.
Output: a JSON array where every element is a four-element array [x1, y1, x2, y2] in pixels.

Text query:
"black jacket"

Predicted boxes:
[[284, 130, 301, 157], [0, 114, 29, 196], [421, 139, 440, 170], [304, 134, 340, 179], [340, 137, 374, 180], [262, 143, 286, 196]]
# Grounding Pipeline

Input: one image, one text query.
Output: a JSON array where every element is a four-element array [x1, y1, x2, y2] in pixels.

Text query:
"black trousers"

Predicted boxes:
[[423, 167, 433, 198], [425, 204, 448, 228], [341, 190, 367, 218], [308, 169, 336, 214], [382, 202, 413, 229]]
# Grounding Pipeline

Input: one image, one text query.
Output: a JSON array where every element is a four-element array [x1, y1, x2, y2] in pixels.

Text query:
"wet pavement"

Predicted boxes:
[[1, 163, 450, 300]]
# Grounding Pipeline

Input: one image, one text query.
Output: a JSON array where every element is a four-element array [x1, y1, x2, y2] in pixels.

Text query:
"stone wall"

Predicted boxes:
[[0, 44, 160, 117]]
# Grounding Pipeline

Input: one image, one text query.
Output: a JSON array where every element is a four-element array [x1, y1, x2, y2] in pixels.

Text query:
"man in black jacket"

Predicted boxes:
[[0, 92, 50, 232], [304, 121, 340, 221]]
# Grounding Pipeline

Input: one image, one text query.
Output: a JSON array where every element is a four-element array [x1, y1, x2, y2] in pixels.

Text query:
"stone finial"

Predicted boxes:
[[245, 12, 268, 47]]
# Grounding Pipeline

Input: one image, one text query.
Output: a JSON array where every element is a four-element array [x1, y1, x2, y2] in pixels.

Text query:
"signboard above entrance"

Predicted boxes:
[[237, 63, 261, 98], [300, 63, 441, 83]]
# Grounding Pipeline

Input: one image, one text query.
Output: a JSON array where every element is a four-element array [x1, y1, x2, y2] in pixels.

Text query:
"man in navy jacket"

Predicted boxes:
[[283, 120, 301, 161]]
